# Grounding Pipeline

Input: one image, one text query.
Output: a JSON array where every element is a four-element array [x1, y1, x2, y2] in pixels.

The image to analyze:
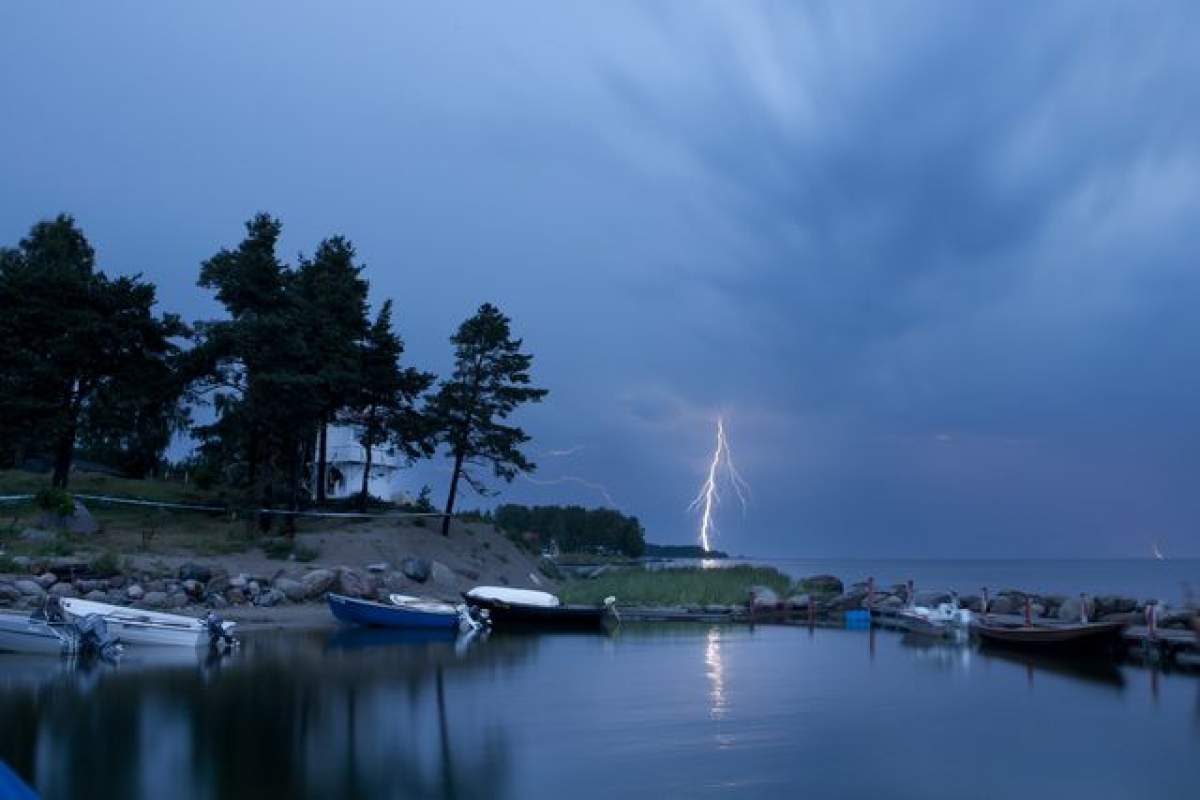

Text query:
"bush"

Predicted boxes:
[[559, 565, 792, 607], [34, 487, 74, 517], [90, 550, 122, 577]]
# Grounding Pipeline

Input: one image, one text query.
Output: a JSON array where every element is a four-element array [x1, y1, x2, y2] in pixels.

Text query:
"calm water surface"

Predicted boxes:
[[1, 623, 1197, 799]]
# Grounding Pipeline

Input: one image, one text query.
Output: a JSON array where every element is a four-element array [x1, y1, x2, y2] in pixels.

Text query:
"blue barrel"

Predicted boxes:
[[844, 609, 871, 630]]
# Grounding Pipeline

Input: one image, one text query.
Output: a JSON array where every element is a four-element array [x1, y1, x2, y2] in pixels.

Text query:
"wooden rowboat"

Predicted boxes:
[[972, 618, 1127, 649]]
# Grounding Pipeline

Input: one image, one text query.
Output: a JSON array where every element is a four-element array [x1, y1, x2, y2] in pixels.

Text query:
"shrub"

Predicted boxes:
[[34, 487, 74, 518]]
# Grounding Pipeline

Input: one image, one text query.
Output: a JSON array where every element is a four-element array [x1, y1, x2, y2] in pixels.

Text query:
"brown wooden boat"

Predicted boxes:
[[972, 618, 1127, 649]]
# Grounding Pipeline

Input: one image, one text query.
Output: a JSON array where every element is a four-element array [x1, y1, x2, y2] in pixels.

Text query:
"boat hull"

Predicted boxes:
[[972, 620, 1126, 651], [0, 614, 73, 655], [328, 593, 460, 629], [463, 596, 611, 630]]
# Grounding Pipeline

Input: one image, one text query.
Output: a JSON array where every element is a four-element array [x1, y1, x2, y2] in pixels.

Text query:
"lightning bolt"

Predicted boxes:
[[543, 445, 585, 457], [521, 473, 617, 508], [687, 417, 750, 552]]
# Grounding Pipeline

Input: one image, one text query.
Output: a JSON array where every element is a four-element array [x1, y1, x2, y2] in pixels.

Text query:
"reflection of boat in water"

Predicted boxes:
[[979, 645, 1126, 690], [463, 586, 617, 631], [972, 619, 1127, 652], [326, 625, 462, 651]]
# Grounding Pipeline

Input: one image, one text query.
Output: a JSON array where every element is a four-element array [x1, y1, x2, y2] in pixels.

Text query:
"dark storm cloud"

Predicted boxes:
[[2, 1, 1199, 556]]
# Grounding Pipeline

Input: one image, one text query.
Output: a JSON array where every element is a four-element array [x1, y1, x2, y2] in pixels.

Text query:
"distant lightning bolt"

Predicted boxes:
[[687, 417, 750, 552], [543, 445, 585, 457], [521, 473, 617, 508]]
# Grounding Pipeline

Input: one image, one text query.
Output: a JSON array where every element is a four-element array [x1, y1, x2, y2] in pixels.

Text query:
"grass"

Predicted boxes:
[[0, 469, 222, 506], [558, 565, 792, 606]]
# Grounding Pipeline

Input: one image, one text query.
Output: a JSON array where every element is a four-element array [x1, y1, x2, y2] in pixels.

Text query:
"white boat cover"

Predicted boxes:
[[61, 597, 235, 633], [465, 586, 561, 608], [387, 594, 458, 615]]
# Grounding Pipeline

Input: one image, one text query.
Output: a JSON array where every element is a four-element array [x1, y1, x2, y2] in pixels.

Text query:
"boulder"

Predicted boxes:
[[48, 583, 77, 598], [748, 585, 780, 608], [226, 588, 247, 605], [126, 584, 145, 601], [300, 569, 337, 599], [107, 575, 127, 590], [989, 596, 1017, 615], [84, 589, 107, 602], [14, 579, 45, 598], [400, 557, 432, 583], [207, 594, 229, 610], [177, 562, 213, 583], [1056, 596, 1094, 622], [229, 575, 248, 589], [142, 591, 168, 608], [429, 561, 455, 586], [205, 574, 231, 596], [104, 591, 127, 605], [255, 588, 286, 607], [796, 575, 843, 597], [76, 579, 105, 594], [65, 500, 99, 535], [0, 582, 21, 606], [10, 556, 32, 572], [247, 581, 261, 598], [273, 577, 307, 603], [36, 572, 58, 589], [166, 592, 188, 609], [182, 579, 204, 600], [334, 568, 367, 598]]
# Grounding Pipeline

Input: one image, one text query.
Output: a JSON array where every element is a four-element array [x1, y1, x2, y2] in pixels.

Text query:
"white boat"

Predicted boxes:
[[897, 598, 972, 640], [60, 597, 236, 648], [0, 602, 122, 659], [464, 586, 560, 608], [0, 612, 78, 655]]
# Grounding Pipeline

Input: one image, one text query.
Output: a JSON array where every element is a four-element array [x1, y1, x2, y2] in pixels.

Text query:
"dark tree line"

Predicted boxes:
[[493, 504, 646, 557], [0, 213, 548, 532]]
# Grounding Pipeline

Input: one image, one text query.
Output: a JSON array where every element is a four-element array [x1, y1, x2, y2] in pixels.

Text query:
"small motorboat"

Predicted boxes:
[[897, 596, 972, 640], [0, 599, 121, 660], [972, 618, 1128, 650], [328, 593, 484, 631], [60, 597, 236, 649], [462, 586, 617, 630]]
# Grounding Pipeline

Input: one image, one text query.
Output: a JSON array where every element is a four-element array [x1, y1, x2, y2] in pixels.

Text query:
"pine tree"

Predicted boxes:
[[426, 303, 547, 536]]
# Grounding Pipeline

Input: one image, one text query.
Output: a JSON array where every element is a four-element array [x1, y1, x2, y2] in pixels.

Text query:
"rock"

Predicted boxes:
[[400, 557, 432, 583], [84, 589, 107, 601], [787, 594, 811, 609], [0, 582, 21, 605], [273, 577, 306, 602], [226, 588, 246, 605], [334, 568, 367, 598], [204, 576, 230, 597], [14, 579, 45, 598], [166, 592, 188, 609], [177, 562, 213, 583], [181, 579, 204, 600], [48, 582, 76, 598], [1056, 596, 1094, 622], [989, 596, 1017, 615], [36, 572, 57, 589], [300, 568, 337, 599], [247, 581, 261, 597], [19, 528, 54, 543], [878, 594, 904, 609], [454, 566, 481, 582], [9, 556, 32, 572], [66, 500, 99, 535], [76, 579, 105, 594], [366, 562, 389, 574], [1095, 595, 1137, 616], [429, 561, 455, 585], [229, 575, 248, 589], [126, 584, 145, 601], [104, 591, 127, 605], [748, 585, 780, 608], [914, 591, 952, 607], [106, 575, 127, 590], [144, 579, 166, 593], [255, 588, 286, 607], [797, 575, 843, 596], [142, 591, 168, 608], [206, 593, 229, 609]]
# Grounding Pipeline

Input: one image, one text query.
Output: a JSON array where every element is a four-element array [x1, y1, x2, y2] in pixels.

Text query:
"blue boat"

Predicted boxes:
[[327, 593, 462, 630]]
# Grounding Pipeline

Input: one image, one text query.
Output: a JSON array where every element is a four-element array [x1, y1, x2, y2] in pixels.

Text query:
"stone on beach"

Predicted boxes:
[[401, 557, 432, 583], [334, 568, 367, 598], [273, 577, 307, 602], [14, 579, 45, 598], [255, 588, 286, 607], [142, 591, 168, 608], [35, 572, 57, 589], [49, 583, 77, 598], [300, 569, 337, 599], [0, 582, 21, 605], [126, 584, 145, 601]]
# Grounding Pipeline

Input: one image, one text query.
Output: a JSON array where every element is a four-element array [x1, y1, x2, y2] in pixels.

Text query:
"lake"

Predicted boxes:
[[1, 622, 1197, 799]]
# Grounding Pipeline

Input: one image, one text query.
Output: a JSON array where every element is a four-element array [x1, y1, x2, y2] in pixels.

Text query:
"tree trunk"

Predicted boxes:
[[316, 412, 329, 504], [440, 449, 465, 537], [51, 426, 74, 488], [359, 420, 374, 513]]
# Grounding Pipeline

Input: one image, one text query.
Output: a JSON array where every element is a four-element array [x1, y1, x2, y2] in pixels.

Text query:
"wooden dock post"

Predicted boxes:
[[866, 577, 875, 611]]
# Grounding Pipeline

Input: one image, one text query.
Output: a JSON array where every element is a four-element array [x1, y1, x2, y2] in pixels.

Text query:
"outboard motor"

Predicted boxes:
[[74, 613, 121, 661], [457, 604, 491, 633], [203, 611, 237, 649]]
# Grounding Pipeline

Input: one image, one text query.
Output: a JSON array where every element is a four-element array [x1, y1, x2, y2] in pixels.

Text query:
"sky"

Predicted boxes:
[[3, 1, 1200, 558]]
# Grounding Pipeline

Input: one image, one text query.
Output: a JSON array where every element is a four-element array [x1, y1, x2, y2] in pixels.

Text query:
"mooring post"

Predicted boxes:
[[982, 586, 989, 619], [807, 598, 816, 628], [1024, 596, 1032, 626], [866, 577, 875, 611], [1080, 593, 1089, 625]]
